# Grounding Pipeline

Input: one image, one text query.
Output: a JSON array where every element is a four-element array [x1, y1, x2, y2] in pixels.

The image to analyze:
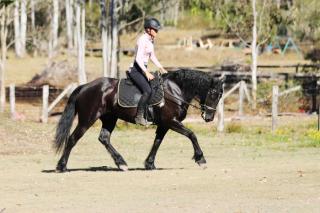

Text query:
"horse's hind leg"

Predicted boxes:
[[56, 124, 88, 172], [99, 115, 128, 171], [145, 125, 168, 170]]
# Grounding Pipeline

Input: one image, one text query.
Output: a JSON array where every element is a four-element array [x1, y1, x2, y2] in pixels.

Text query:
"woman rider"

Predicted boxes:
[[128, 18, 167, 125]]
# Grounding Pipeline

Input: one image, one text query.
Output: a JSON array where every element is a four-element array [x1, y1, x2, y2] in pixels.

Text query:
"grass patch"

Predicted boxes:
[[225, 122, 243, 133]]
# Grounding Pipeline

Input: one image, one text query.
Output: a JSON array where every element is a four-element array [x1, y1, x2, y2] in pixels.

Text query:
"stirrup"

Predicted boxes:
[[135, 115, 148, 126]]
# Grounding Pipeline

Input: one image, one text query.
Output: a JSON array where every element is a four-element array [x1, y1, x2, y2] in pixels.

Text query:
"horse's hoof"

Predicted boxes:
[[55, 167, 67, 173], [198, 163, 207, 170], [119, 165, 128, 171], [144, 162, 156, 170]]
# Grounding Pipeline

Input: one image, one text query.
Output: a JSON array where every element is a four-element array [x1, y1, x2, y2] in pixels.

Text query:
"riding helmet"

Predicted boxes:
[[144, 18, 161, 31]]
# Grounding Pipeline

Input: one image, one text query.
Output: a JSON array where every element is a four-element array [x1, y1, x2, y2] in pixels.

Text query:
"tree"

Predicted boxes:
[[13, 0, 21, 57], [251, 0, 258, 109], [110, 0, 118, 78], [49, 0, 59, 59], [290, 0, 320, 43], [0, 0, 13, 112], [52, 0, 59, 53], [65, 0, 74, 53], [30, 0, 37, 56], [76, 0, 86, 84], [13, 0, 27, 58], [218, 0, 279, 109], [100, 0, 109, 77]]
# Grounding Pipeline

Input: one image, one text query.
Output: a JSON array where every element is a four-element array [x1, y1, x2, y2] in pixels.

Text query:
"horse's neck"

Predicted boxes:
[[174, 79, 201, 102], [164, 70, 210, 103]]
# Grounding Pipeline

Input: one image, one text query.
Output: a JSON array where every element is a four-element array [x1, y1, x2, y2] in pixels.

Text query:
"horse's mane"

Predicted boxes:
[[163, 69, 213, 96]]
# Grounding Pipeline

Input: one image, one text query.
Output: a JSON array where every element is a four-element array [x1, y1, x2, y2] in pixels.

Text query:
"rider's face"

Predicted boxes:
[[148, 28, 158, 38]]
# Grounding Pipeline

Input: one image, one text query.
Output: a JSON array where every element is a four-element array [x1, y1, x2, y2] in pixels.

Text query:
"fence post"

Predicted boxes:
[[42, 85, 49, 123], [9, 84, 15, 119], [217, 99, 224, 132], [272, 85, 279, 132], [239, 81, 244, 116], [187, 36, 193, 49]]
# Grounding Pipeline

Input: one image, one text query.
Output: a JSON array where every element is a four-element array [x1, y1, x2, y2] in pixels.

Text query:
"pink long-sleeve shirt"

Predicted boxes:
[[133, 33, 163, 72]]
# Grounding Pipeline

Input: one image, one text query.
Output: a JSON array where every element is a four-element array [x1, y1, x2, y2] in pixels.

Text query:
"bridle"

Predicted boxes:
[[163, 87, 222, 119], [157, 72, 222, 120]]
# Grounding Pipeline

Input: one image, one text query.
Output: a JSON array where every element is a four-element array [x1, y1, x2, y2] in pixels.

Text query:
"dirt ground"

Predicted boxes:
[[0, 114, 320, 213], [1, 28, 319, 213]]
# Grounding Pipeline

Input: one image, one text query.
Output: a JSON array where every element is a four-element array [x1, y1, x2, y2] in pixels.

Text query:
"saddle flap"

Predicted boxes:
[[117, 73, 164, 108]]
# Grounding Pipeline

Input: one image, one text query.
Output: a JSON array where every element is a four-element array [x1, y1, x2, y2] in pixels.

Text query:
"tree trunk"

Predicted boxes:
[[72, 0, 77, 51], [66, 0, 74, 53], [276, 0, 281, 9], [100, 0, 109, 77], [107, 26, 112, 75], [160, 0, 165, 24], [0, 7, 6, 112], [251, 0, 258, 109], [14, 0, 21, 57], [31, 0, 37, 57], [174, 0, 180, 27], [20, 0, 27, 57], [110, 0, 118, 78], [76, 0, 86, 84], [52, 0, 59, 53], [0, 5, 10, 112]]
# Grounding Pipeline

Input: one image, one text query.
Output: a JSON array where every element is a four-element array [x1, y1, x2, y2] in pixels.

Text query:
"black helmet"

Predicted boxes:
[[144, 18, 161, 31]]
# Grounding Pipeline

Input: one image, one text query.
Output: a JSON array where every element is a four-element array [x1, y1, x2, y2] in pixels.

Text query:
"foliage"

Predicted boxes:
[[306, 129, 320, 143], [289, 0, 320, 42], [1, 0, 320, 53], [0, 0, 14, 8], [85, 3, 101, 40]]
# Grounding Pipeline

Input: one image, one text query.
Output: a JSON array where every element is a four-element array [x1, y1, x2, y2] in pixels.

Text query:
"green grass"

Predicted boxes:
[[1, 113, 319, 155]]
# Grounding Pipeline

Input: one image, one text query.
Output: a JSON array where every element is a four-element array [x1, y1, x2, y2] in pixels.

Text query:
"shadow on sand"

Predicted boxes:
[[41, 166, 184, 173]]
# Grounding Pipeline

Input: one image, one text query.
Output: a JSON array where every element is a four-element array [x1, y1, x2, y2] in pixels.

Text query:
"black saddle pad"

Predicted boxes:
[[117, 73, 164, 108]]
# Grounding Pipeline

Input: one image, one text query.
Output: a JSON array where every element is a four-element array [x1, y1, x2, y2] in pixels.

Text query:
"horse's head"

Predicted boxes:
[[200, 75, 224, 122]]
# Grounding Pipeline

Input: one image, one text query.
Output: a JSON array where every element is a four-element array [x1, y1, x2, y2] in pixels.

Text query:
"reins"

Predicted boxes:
[[158, 72, 217, 113], [163, 90, 217, 112], [163, 90, 203, 110]]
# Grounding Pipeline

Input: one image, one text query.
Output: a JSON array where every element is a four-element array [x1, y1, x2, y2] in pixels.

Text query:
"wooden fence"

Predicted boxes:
[[217, 80, 252, 132], [271, 85, 302, 132], [8, 83, 76, 123], [41, 83, 77, 123]]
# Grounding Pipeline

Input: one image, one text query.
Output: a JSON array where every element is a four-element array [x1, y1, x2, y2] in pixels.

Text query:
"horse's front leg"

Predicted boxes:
[[145, 126, 168, 170], [169, 119, 206, 167]]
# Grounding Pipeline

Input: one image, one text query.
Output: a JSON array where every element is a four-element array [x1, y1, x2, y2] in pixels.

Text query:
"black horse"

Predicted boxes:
[[54, 69, 224, 172]]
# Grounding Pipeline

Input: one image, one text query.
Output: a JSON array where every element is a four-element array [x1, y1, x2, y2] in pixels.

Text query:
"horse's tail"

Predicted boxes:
[[54, 86, 83, 153]]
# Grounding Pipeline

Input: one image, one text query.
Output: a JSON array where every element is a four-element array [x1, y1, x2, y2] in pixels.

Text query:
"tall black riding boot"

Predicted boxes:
[[135, 93, 150, 126]]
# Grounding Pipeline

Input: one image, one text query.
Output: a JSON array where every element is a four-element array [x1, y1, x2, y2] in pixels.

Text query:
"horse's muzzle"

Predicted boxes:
[[201, 111, 215, 122]]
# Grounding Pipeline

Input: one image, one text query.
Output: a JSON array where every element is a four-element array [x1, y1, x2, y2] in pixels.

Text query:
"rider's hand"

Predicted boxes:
[[160, 67, 168, 74], [145, 71, 154, 81]]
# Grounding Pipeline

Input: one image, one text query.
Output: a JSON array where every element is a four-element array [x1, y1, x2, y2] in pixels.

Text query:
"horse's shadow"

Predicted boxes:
[[42, 166, 184, 173]]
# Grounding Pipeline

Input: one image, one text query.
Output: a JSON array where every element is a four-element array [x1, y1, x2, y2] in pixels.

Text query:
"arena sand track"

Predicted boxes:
[[0, 116, 320, 213]]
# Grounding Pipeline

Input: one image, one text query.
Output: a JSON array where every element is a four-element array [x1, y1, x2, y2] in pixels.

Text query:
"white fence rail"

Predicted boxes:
[[271, 85, 302, 132], [41, 83, 77, 123], [217, 80, 252, 132]]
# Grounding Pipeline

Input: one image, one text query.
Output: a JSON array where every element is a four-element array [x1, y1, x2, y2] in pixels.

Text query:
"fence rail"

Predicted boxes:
[[217, 80, 252, 132], [272, 85, 304, 132], [41, 83, 77, 123]]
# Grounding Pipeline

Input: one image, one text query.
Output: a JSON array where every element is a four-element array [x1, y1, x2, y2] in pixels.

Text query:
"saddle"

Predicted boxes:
[[117, 71, 164, 108]]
